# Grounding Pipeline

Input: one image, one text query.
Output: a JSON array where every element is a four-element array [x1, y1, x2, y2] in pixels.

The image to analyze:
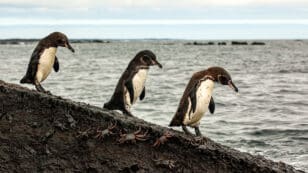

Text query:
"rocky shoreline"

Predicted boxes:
[[0, 80, 304, 172]]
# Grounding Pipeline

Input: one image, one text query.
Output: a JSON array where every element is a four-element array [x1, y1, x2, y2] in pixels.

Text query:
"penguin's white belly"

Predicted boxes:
[[132, 69, 148, 103], [36, 47, 57, 82], [125, 69, 148, 108], [183, 80, 214, 127]]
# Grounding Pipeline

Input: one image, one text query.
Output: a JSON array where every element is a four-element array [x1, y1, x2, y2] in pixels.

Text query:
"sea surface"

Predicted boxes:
[[0, 40, 307, 171]]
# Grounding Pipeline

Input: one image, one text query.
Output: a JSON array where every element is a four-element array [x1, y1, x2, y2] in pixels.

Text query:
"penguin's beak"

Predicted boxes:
[[153, 59, 163, 68], [228, 80, 238, 92], [65, 43, 75, 53]]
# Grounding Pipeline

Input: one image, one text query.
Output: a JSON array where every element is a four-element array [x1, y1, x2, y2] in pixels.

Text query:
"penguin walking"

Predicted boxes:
[[20, 32, 75, 94], [104, 50, 162, 116], [169, 67, 238, 136]]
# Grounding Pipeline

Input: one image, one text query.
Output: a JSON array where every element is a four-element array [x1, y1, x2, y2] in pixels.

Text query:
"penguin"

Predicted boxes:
[[169, 67, 238, 136], [20, 32, 75, 94], [104, 50, 162, 116]]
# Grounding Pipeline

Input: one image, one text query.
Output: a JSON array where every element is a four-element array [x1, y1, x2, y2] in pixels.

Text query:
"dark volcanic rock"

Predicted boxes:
[[0, 80, 303, 173], [231, 41, 248, 45], [185, 41, 215, 46], [0, 39, 111, 44], [251, 42, 266, 45], [70, 39, 111, 44], [0, 39, 36, 45], [218, 42, 227, 45]]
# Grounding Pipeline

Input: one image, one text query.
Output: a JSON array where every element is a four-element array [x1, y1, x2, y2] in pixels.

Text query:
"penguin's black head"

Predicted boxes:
[[206, 67, 238, 92], [47, 32, 75, 53], [134, 50, 162, 68]]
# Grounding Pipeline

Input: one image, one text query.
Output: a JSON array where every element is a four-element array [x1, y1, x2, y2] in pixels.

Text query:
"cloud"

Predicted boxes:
[[1, 0, 308, 8], [0, 0, 307, 22]]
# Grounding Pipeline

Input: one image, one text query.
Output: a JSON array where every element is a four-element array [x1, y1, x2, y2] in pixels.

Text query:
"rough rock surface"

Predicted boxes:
[[0, 80, 304, 173]]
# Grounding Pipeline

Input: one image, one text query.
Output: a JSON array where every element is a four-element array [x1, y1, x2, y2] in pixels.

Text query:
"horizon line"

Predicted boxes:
[[2, 19, 308, 26], [0, 38, 307, 41]]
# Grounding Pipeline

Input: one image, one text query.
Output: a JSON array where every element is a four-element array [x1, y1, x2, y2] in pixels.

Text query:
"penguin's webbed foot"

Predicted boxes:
[[182, 126, 194, 136], [35, 83, 51, 95], [45, 90, 52, 95], [194, 126, 202, 136], [123, 109, 134, 117], [125, 112, 134, 117]]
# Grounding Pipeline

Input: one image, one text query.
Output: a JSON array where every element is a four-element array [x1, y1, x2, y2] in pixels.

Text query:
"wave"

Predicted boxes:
[[249, 129, 308, 136], [278, 69, 308, 73], [239, 139, 270, 147]]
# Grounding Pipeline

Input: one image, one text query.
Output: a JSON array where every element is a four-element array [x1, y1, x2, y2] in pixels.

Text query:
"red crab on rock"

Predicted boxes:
[[95, 122, 117, 141], [118, 128, 148, 144], [153, 158, 176, 169], [76, 128, 92, 139], [153, 131, 173, 147]]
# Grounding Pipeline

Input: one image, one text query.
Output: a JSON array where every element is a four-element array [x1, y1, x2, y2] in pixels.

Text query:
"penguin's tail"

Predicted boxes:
[[20, 76, 31, 84], [103, 102, 113, 110], [104, 101, 129, 116], [169, 115, 182, 127], [103, 103, 109, 109], [169, 121, 180, 127]]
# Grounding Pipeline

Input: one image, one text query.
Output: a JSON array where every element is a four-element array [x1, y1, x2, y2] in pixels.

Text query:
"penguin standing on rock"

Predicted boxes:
[[104, 50, 163, 116], [169, 67, 238, 136], [20, 32, 75, 94]]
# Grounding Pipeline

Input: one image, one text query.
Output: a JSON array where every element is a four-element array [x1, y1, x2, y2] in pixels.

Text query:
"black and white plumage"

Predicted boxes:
[[169, 67, 238, 136], [20, 32, 74, 94], [104, 50, 162, 116]]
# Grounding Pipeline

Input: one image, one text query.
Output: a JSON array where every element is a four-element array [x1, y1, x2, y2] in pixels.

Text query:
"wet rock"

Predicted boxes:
[[0, 80, 304, 173]]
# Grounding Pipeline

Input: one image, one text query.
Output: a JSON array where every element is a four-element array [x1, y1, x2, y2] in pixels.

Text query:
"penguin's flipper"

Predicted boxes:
[[123, 108, 134, 117], [140, 87, 145, 101], [53, 56, 59, 72], [209, 96, 215, 114], [125, 79, 134, 104], [189, 82, 198, 114]]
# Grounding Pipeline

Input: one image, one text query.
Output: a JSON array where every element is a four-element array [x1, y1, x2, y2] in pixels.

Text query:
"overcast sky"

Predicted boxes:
[[0, 0, 308, 39]]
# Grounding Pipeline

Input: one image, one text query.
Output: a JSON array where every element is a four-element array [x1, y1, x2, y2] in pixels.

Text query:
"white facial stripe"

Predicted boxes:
[[204, 75, 215, 81]]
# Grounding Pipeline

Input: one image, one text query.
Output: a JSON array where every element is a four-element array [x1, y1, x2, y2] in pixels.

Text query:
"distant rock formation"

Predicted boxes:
[[184, 41, 215, 46], [231, 41, 248, 45], [70, 39, 111, 44], [0, 80, 303, 172], [251, 42, 266, 45], [218, 42, 227, 45], [0, 39, 111, 44], [0, 39, 36, 45]]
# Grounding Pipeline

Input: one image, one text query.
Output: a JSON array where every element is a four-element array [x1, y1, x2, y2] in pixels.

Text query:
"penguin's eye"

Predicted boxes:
[[218, 75, 229, 85], [57, 39, 65, 44], [142, 55, 152, 64]]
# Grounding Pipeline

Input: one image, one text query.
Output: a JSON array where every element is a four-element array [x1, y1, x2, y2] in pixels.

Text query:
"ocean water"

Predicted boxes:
[[0, 40, 307, 171]]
